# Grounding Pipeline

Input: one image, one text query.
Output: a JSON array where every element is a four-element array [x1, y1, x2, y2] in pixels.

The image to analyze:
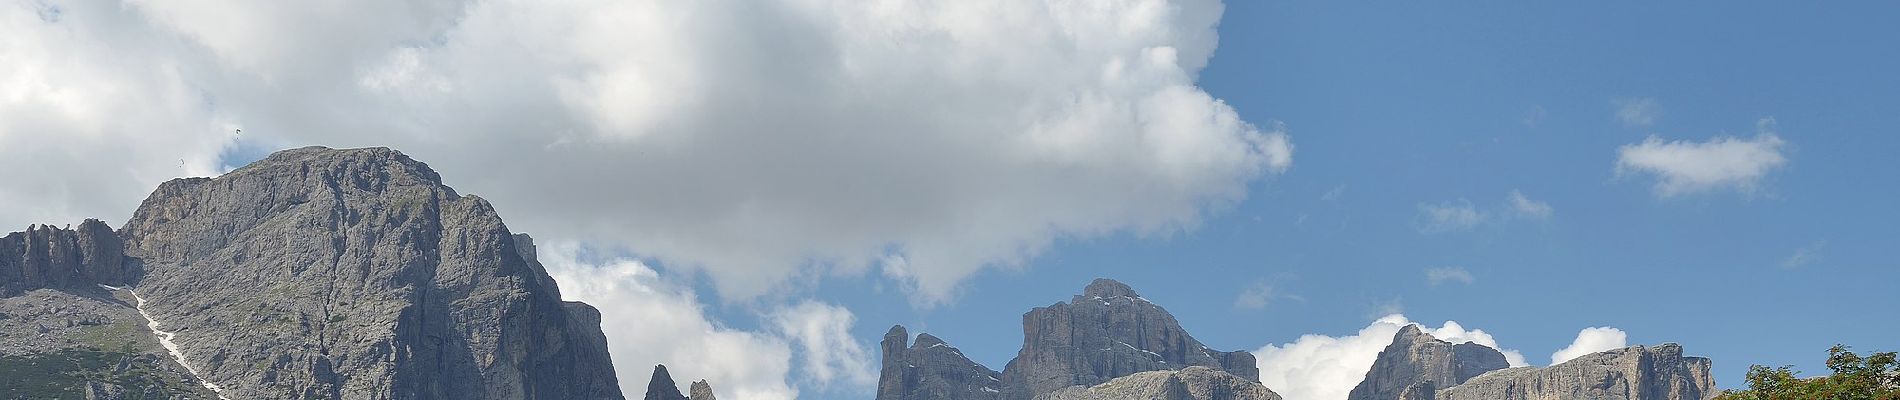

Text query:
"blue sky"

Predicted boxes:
[[6, 1, 1897, 398], [755, 1, 1900, 396]]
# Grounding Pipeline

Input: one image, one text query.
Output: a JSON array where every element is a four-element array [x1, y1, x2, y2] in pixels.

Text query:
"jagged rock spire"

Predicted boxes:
[[644, 364, 687, 400]]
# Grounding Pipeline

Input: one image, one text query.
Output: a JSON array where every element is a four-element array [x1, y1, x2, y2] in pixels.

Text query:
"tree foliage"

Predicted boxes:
[[1717, 345, 1900, 400]]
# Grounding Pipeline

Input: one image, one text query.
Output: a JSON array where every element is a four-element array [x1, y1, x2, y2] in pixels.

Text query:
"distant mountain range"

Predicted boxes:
[[1, 146, 1716, 399], [874, 279, 1718, 400]]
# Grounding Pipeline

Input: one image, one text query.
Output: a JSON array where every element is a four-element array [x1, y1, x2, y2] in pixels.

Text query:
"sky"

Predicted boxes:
[[3, 1, 1898, 399]]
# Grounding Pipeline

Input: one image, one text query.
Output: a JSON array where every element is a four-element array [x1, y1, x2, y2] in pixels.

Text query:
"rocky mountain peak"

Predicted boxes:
[[999, 279, 1259, 400], [110, 146, 621, 399], [688, 379, 718, 400], [1081, 278, 1138, 298], [877, 324, 1004, 400], [1347, 324, 1509, 400], [644, 365, 686, 400]]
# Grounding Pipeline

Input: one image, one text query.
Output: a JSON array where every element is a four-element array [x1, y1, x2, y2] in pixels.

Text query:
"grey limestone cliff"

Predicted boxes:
[[999, 278, 1259, 400], [1438, 343, 1715, 400], [877, 325, 1004, 400], [1035, 366, 1282, 400], [108, 146, 621, 399], [1347, 325, 1510, 400], [0, 220, 130, 295]]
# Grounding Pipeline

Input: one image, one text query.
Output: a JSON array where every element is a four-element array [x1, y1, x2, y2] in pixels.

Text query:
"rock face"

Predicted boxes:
[[644, 365, 688, 400], [0, 287, 218, 399], [688, 379, 717, 400], [0, 219, 129, 295], [1351, 326, 1716, 400], [1397, 381, 1436, 400], [1348, 325, 1510, 400], [1000, 278, 1259, 400], [1438, 344, 1715, 400], [876, 279, 1261, 400], [643, 364, 717, 400], [112, 146, 621, 399], [877, 325, 1004, 400], [1035, 366, 1283, 400]]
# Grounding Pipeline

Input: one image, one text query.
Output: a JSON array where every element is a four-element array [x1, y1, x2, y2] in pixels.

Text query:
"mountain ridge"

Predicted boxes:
[[1, 146, 623, 399]]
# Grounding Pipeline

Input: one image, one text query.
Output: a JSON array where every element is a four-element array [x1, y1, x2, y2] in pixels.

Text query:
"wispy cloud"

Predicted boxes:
[[1615, 118, 1789, 197], [1417, 200, 1486, 233], [1415, 190, 1553, 233], [1523, 105, 1548, 128], [1235, 281, 1304, 310], [1781, 240, 1827, 269], [1425, 267, 1476, 286], [1321, 184, 1347, 202], [1614, 97, 1660, 128], [1507, 190, 1553, 219]]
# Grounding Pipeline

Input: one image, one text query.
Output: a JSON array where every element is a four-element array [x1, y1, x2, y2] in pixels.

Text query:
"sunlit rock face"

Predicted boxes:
[[1439, 344, 1715, 400]]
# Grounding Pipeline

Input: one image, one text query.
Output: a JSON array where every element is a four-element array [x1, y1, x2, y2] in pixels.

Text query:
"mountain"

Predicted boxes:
[[878, 325, 1004, 400], [642, 364, 718, 400], [1438, 344, 1715, 400], [644, 365, 687, 400], [1000, 278, 1260, 400], [1036, 366, 1283, 400], [1346, 325, 1510, 400], [1351, 326, 1716, 400], [0, 146, 623, 399], [878, 278, 1273, 400], [688, 379, 718, 400]]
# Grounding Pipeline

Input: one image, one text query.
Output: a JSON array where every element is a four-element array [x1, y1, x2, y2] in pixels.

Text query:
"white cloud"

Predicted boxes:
[[1255, 314, 1527, 400], [1506, 190, 1552, 219], [1550, 327, 1628, 365], [0, 0, 1286, 306], [1615, 118, 1789, 197], [1614, 97, 1659, 127], [542, 242, 798, 400], [1780, 240, 1827, 269], [1425, 267, 1475, 286], [767, 301, 878, 391], [0, 1, 238, 229]]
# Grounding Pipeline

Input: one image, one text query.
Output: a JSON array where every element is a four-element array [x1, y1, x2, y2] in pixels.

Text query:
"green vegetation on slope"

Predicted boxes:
[[1717, 345, 1900, 400]]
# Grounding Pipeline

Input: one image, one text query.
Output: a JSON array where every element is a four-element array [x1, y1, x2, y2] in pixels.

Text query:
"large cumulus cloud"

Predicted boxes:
[[0, 0, 1288, 304]]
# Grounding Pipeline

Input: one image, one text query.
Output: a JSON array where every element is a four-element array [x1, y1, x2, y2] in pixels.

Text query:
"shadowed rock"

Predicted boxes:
[[644, 365, 687, 400], [1, 219, 129, 295], [877, 325, 1003, 400]]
